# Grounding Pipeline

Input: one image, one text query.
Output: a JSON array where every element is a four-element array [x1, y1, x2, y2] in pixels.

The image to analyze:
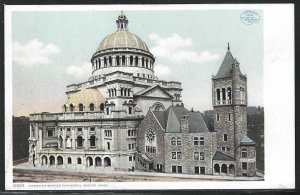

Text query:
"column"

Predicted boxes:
[[72, 127, 76, 150], [138, 56, 142, 67], [100, 58, 104, 68], [112, 56, 116, 66], [126, 55, 130, 66]]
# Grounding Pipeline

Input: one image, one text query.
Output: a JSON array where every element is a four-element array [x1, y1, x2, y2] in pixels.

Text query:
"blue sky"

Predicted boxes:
[[11, 9, 263, 116]]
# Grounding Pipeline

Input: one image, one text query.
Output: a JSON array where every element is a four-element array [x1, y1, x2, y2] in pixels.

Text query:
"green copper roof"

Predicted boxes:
[[240, 135, 256, 146], [213, 151, 235, 161]]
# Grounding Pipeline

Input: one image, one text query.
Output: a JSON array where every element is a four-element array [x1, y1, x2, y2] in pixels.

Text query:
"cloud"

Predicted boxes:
[[66, 62, 91, 79], [154, 64, 171, 77], [149, 33, 218, 64], [13, 39, 60, 67]]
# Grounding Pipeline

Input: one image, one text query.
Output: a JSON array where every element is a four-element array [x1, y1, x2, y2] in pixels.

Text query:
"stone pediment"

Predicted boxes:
[[136, 85, 173, 99]]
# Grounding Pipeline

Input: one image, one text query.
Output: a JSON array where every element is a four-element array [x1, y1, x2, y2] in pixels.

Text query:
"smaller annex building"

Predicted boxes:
[[136, 45, 257, 177], [136, 106, 217, 175]]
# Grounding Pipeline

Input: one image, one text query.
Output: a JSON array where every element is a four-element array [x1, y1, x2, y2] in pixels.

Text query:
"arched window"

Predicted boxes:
[[68, 157, 72, 164], [224, 134, 228, 141], [77, 136, 83, 148], [128, 107, 132, 114], [90, 103, 94, 111], [171, 137, 176, 145], [104, 57, 107, 67], [216, 89, 221, 101], [106, 107, 109, 115], [122, 55, 126, 65], [194, 137, 199, 145], [70, 104, 74, 112], [77, 158, 82, 164], [116, 56, 120, 66], [222, 88, 226, 101], [79, 103, 84, 111], [90, 136, 96, 147], [130, 56, 133, 65], [128, 130, 131, 136], [135, 56, 138, 66], [146, 59, 148, 68], [100, 103, 104, 111], [142, 57, 145, 67], [177, 137, 181, 145], [109, 56, 112, 66], [200, 137, 204, 145], [242, 148, 247, 158], [227, 87, 232, 101]]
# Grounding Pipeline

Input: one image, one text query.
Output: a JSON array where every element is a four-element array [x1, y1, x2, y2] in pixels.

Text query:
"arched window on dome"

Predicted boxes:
[[146, 59, 148, 69], [142, 57, 145, 67], [79, 104, 84, 112], [100, 103, 104, 111], [90, 103, 94, 111], [116, 56, 120, 66], [104, 57, 107, 67], [63, 104, 67, 112], [109, 56, 112, 66], [135, 56, 138, 66], [122, 55, 126, 65], [130, 56, 133, 65], [69, 104, 74, 112]]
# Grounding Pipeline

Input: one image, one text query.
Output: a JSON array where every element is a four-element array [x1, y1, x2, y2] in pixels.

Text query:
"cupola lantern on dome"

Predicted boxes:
[[116, 11, 128, 31]]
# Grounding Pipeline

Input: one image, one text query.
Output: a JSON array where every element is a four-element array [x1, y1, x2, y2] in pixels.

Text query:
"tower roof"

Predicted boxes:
[[213, 44, 243, 79]]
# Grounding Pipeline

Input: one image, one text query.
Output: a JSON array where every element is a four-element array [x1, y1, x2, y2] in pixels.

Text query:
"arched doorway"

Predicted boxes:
[[57, 156, 63, 166], [42, 155, 47, 166], [221, 164, 227, 174], [49, 156, 55, 165], [104, 157, 111, 167], [229, 164, 235, 175], [86, 157, 93, 167], [214, 164, 220, 174], [95, 157, 101, 166]]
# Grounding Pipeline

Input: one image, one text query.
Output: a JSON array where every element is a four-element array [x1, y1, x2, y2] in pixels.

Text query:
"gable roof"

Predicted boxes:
[[152, 106, 212, 133], [134, 85, 173, 99], [212, 151, 235, 161], [213, 51, 243, 79]]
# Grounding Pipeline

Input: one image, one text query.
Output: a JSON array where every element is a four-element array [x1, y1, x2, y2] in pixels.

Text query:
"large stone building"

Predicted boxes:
[[28, 12, 257, 177]]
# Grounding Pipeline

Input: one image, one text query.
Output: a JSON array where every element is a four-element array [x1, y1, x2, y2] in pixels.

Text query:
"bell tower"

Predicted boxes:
[[212, 43, 256, 176], [212, 43, 248, 157]]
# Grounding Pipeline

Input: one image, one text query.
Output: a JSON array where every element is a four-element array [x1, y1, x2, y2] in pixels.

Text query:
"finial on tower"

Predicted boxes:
[[227, 42, 230, 51]]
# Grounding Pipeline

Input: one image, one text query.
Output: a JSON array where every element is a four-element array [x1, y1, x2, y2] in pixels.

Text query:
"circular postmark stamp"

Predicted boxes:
[[240, 10, 260, 25]]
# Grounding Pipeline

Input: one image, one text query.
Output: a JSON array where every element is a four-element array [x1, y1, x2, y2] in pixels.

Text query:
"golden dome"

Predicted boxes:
[[97, 30, 149, 52], [65, 88, 105, 112]]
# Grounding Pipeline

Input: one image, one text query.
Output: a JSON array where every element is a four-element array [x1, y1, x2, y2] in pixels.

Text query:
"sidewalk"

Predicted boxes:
[[14, 162, 264, 181]]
